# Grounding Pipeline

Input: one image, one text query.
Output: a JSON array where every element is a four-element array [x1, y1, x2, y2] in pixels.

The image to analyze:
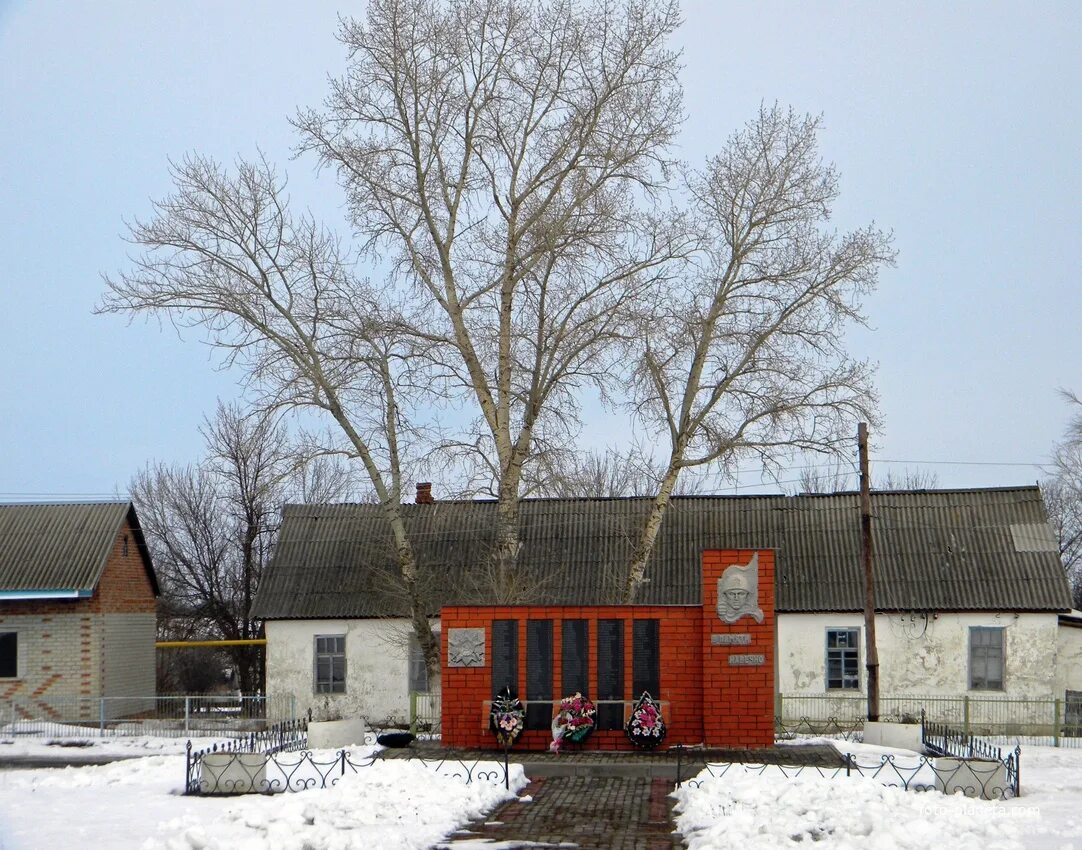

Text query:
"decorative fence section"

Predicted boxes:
[[676, 751, 1019, 800], [186, 741, 510, 795], [776, 692, 1082, 747], [675, 744, 1021, 800], [1, 694, 297, 740], [921, 715, 1021, 798], [409, 691, 441, 736]]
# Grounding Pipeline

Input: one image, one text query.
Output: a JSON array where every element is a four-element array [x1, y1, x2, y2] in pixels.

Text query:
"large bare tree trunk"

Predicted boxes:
[[623, 463, 681, 602], [622, 106, 893, 594]]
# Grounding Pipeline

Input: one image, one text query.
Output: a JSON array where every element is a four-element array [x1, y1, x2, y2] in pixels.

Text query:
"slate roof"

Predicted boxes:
[[0, 501, 158, 595], [251, 487, 1071, 619]]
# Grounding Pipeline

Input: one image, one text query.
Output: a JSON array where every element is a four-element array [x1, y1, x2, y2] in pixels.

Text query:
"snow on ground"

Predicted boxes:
[[0, 732, 222, 759], [0, 747, 526, 850], [674, 743, 1082, 850], [4, 736, 1082, 849]]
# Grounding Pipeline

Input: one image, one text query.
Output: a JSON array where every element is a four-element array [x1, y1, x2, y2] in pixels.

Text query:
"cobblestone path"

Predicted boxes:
[[438, 775, 684, 849]]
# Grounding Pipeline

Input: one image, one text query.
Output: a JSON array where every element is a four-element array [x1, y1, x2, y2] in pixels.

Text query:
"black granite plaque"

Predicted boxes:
[[526, 620, 553, 730], [597, 619, 624, 730], [562, 619, 589, 697], [633, 619, 660, 699], [491, 619, 518, 698]]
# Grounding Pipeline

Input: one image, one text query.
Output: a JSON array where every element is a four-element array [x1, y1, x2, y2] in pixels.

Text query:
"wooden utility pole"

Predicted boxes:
[[859, 422, 880, 722]]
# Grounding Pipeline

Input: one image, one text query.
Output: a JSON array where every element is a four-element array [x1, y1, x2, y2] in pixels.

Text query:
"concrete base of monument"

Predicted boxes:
[[307, 718, 369, 749], [862, 721, 923, 752]]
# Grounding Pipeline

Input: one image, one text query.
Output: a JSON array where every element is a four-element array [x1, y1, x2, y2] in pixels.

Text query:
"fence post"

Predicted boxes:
[[1054, 698, 1062, 748], [963, 696, 970, 738], [409, 691, 418, 735], [99, 698, 105, 736], [775, 692, 783, 723], [185, 696, 191, 735]]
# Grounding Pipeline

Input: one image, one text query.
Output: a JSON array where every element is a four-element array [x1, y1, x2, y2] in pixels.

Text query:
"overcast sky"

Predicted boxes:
[[1, 0, 1079, 500]]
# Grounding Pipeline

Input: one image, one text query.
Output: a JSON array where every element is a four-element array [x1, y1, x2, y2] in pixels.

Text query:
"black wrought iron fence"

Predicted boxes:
[[185, 722, 511, 795], [676, 752, 1019, 800], [921, 713, 1020, 797], [774, 715, 864, 740]]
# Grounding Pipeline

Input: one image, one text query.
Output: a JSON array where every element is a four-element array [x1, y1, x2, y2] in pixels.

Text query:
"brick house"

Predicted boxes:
[[0, 501, 160, 716], [253, 487, 1078, 743]]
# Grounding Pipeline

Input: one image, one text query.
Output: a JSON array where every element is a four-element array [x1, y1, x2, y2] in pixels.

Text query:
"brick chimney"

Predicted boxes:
[[415, 482, 434, 504]]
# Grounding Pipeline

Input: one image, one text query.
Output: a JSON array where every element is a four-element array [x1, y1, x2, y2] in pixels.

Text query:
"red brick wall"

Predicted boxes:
[[440, 605, 703, 750], [440, 548, 776, 750], [701, 549, 776, 747], [91, 518, 157, 614]]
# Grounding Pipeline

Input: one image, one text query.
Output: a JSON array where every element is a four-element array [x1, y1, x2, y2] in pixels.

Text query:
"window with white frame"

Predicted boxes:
[[826, 628, 860, 690], [969, 626, 1004, 690], [0, 632, 15, 678], [314, 635, 346, 693], [408, 633, 428, 694]]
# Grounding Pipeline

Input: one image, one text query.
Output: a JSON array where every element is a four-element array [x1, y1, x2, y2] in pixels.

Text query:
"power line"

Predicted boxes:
[[0, 455, 1054, 501]]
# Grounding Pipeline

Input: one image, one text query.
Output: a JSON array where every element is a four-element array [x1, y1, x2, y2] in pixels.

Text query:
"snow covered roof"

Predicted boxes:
[[253, 487, 1071, 619]]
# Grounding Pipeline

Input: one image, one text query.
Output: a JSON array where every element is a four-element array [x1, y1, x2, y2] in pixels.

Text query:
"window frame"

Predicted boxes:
[[969, 626, 1005, 692], [313, 634, 347, 694], [0, 631, 16, 679], [825, 627, 861, 691]]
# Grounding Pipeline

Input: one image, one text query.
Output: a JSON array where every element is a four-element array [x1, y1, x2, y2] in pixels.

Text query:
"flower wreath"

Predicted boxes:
[[625, 691, 666, 749], [489, 686, 525, 748], [549, 692, 596, 752]]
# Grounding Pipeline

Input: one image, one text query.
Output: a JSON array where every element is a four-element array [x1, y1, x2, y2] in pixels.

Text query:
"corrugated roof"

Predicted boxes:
[[0, 501, 158, 594], [251, 487, 1072, 619]]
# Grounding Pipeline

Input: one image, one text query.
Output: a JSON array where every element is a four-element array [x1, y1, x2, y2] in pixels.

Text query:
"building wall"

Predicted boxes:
[[265, 618, 420, 724], [1055, 623, 1082, 696], [778, 611, 1060, 699], [0, 517, 156, 708], [0, 611, 101, 715], [102, 614, 157, 711]]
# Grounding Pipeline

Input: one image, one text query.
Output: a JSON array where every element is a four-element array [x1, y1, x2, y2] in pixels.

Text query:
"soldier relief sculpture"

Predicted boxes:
[[716, 553, 764, 624]]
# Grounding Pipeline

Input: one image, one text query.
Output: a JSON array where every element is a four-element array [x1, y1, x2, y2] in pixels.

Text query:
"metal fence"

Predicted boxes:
[[677, 751, 1019, 800], [409, 691, 441, 735], [0, 694, 297, 739], [776, 693, 1082, 747], [186, 723, 511, 795]]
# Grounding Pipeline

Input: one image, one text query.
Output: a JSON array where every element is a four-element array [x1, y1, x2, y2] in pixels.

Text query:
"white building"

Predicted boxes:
[[253, 487, 1080, 728]]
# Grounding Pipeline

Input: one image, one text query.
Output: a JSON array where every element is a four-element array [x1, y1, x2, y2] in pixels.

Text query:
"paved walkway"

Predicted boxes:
[[439, 775, 683, 850]]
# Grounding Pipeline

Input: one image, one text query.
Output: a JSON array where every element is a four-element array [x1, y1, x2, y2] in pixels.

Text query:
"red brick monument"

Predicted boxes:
[[440, 549, 775, 750]]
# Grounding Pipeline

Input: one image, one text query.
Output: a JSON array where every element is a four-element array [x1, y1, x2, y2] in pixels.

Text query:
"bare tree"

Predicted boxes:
[[795, 464, 855, 494], [1048, 390, 1082, 604], [295, 0, 687, 592], [134, 404, 352, 692], [99, 158, 447, 678], [102, 6, 895, 651], [622, 106, 895, 600], [877, 468, 939, 491], [529, 447, 710, 498], [795, 465, 939, 494]]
